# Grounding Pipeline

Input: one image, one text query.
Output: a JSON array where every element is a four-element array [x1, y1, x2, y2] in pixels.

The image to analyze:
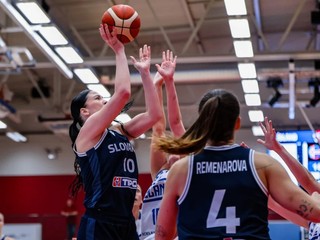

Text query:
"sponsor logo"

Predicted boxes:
[[112, 176, 137, 189]]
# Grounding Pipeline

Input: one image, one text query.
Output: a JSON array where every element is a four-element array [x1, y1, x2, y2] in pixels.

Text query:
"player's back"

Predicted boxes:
[[177, 144, 270, 240]]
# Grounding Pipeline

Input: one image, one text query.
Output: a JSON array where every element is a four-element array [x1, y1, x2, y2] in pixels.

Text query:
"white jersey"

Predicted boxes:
[[140, 169, 168, 240], [309, 222, 320, 240]]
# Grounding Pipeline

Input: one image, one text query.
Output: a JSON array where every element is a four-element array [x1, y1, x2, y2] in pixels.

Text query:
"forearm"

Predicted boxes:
[[141, 70, 162, 122], [123, 70, 162, 138], [274, 144, 319, 194], [268, 196, 308, 228], [165, 78, 184, 137], [155, 210, 177, 240], [114, 49, 131, 98], [153, 76, 166, 135]]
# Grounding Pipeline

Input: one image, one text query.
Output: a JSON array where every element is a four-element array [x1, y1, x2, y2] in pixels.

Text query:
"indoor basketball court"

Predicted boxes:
[[0, 0, 319, 239]]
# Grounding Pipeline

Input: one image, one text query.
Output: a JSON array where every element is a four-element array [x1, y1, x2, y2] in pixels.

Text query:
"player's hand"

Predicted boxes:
[[131, 44, 151, 73], [99, 24, 124, 53], [257, 117, 279, 151], [155, 50, 177, 82]]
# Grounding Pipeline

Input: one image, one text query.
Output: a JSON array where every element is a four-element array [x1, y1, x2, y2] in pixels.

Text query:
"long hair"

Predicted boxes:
[[69, 89, 90, 145], [68, 89, 90, 197], [68, 90, 134, 197], [156, 89, 240, 155]]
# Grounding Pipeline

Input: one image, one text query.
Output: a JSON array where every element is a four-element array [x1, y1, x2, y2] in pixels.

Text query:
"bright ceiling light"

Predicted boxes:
[[234, 40, 254, 58], [224, 0, 247, 16], [15, 1, 50, 24], [228, 19, 250, 38], [252, 126, 264, 136], [248, 110, 264, 122], [115, 113, 131, 123], [0, 120, 7, 129], [138, 133, 146, 139], [55, 46, 84, 64], [238, 63, 257, 79], [0, 37, 5, 48], [244, 93, 261, 106], [87, 84, 111, 98], [241, 79, 259, 93], [0, 0, 73, 79], [74, 68, 100, 84], [38, 26, 68, 45], [6, 131, 27, 142]]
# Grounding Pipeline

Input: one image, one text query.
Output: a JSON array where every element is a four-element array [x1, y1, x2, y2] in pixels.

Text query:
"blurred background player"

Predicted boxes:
[[61, 198, 78, 240], [0, 213, 15, 240]]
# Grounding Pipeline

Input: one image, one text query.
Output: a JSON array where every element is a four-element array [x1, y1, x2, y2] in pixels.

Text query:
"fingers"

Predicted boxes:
[[259, 116, 275, 135], [130, 56, 137, 64], [264, 117, 270, 132], [173, 55, 177, 64], [166, 50, 170, 61], [99, 24, 105, 35], [161, 50, 177, 62], [240, 141, 249, 148], [162, 51, 166, 62], [100, 24, 112, 39], [259, 121, 266, 133], [147, 45, 151, 57], [139, 44, 151, 59], [257, 139, 265, 145], [99, 24, 122, 51]]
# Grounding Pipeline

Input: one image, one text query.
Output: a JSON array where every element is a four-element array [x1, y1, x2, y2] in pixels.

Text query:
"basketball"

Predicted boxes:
[[101, 4, 141, 44]]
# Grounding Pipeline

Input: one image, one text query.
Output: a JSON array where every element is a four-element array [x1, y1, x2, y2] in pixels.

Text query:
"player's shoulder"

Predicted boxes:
[[168, 156, 189, 179], [171, 156, 188, 169], [253, 151, 281, 170], [254, 151, 275, 162]]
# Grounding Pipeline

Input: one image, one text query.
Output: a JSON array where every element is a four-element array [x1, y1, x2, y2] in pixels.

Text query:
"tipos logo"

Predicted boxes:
[[112, 176, 137, 189]]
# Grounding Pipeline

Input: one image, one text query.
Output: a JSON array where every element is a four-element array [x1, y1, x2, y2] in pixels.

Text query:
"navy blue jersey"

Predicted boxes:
[[75, 129, 138, 218], [177, 144, 270, 240]]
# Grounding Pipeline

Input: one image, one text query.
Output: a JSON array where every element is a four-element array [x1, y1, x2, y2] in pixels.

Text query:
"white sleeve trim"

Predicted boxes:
[[249, 149, 268, 196], [177, 155, 193, 205]]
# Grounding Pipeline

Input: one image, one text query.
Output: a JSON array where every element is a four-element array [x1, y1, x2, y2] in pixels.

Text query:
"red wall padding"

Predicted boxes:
[[0, 174, 283, 239], [0, 174, 152, 240]]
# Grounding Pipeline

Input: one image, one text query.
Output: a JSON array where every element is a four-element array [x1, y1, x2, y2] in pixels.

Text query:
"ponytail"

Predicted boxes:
[[156, 89, 240, 155]]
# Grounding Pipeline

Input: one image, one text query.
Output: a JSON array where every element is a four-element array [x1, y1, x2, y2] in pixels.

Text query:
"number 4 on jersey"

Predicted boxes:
[[206, 189, 240, 234]]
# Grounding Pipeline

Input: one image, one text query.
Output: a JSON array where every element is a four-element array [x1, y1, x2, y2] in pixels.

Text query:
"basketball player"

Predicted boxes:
[[0, 213, 15, 240], [68, 24, 161, 240], [140, 50, 184, 240], [154, 89, 320, 240], [257, 117, 320, 240], [60, 198, 78, 240]]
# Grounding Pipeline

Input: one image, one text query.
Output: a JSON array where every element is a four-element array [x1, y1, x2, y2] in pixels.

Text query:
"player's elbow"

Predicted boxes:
[[116, 87, 130, 102], [152, 111, 163, 125]]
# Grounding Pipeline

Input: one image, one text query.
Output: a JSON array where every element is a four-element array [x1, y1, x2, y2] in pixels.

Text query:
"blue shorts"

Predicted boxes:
[[77, 209, 139, 240]]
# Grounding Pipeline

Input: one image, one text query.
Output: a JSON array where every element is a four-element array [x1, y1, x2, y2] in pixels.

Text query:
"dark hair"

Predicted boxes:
[[156, 89, 240, 155], [68, 89, 90, 197], [69, 89, 90, 145], [68, 90, 135, 196]]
